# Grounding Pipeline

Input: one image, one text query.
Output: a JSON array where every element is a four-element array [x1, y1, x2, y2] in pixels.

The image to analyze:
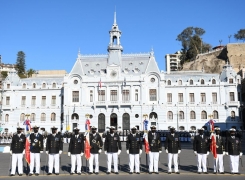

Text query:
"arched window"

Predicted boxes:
[[33, 83, 36, 88], [71, 113, 79, 120], [178, 80, 182, 85], [190, 79, 193, 85], [167, 80, 171, 85], [179, 111, 184, 120], [149, 112, 158, 119], [5, 114, 9, 122], [231, 111, 235, 120], [52, 83, 56, 88], [51, 113, 56, 121], [30, 113, 36, 121], [213, 110, 219, 119], [201, 79, 205, 85], [212, 79, 216, 84], [190, 111, 196, 119], [41, 113, 46, 121], [22, 83, 26, 89], [190, 126, 196, 130], [98, 113, 105, 132], [179, 126, 185, 130], [42, 83, 46, 88], [167, 111, 173, 120], [201, 110, 207, 119], [122, 113, 130, 130], [20, 113, 25, 122]]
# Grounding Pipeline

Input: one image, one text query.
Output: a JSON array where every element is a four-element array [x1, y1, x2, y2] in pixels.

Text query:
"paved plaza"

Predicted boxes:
[[0, 139, 244, 179]]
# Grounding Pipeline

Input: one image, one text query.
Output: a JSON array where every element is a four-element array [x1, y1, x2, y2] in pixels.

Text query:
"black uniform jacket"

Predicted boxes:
[[30, 133, 44, 153], [126, 133, 142, 154], [164, 133, 181, 153], [148, 131, 162, 152], [225, 136, 242, 155], [104, 133, 121, 153], [46, 134, 63, 154], [11, 134, 26, 153], [215, 135, 225, 154], [193, 135, 210, 154], [68, 134, 84, 154], [90, 133, 103, 154]]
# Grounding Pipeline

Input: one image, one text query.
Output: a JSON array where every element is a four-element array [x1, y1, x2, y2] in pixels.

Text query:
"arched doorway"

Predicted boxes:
[[149, 112, 158, 126], [110, 113, 117, 130], [122, 113, 130, 130], [98, 113, 105, 133]]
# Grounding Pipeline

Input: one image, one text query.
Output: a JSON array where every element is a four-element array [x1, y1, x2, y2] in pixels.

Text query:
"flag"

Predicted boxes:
[[210, 133, 217, 159], [84, 118, 91, 160], [99, 78, 102, 88], [143, 131, 150, 154], [207, 119, 215, 131], [23, 119, 31, 164], [143, 119, 149, 131]]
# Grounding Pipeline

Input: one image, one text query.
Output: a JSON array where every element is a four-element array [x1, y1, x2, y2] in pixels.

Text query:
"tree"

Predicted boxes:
[[15, 51, 26, 75], [26, 68, 36, 77], [1, 71, 8, 79], [176, 27, 211, 64], [234, 29, 245, 42]]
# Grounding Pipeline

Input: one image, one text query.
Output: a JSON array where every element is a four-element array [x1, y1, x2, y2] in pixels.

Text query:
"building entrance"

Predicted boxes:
[[110, 113, 117, 130]]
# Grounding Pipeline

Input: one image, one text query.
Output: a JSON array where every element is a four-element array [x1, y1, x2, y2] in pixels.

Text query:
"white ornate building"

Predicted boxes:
[[0, 13, 243, 133]]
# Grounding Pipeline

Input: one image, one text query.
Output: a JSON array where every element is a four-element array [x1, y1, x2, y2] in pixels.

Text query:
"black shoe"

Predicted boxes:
[[77, 172, 81, 175], [198, 172, 201, 174], [19, 174, 23, 176], [95, 172, 99, 175], [129, 172, 133, 174], [149, 172, 152, 174], [47, 173, 52, 175], [136, 172, 140, 174], [106, 172, 110, 174], [213, 172, 217, 174], [155, 172, 159, 174], [115, 172, 119, 174], [35, 173, 39, 176], [220, 172, 224, 174], [89, 172, 93, 174], [70, 173, 74, 175], [10, 174, 15, 176], [176, 172, 180, 174], [55, 173, 59, 175], [235, 173, 240, 175], [204, 172, 208, 174], [230, 173, 234, 175], [28, 173, 33, 176], [168, 172, 171, 174]]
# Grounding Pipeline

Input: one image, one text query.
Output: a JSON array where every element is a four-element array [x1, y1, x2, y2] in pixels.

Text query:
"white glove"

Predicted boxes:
[[105, 151, 107, 155], [98, 149, 102, 154], [140, 149, 142, 155], [207, 151, 209, 155], [240, 152, 243, 157], [80, 153, 84, 156], [178, 150, 181, 154], [126, 150, 129, 154], [223, 151, 226, 155], [118, 150, 121, 155], [68, 152, 71, 157], [23, 150, 25, 154], [194, 151, 197, 155], [10, 150, 12, 155], [40, 151, 43, 153], [59, 150, 62, 155], [46, 151, 49, 155], [225, 152, 229, 156], [159, 151, 162, 153], [166, 149, 168, 154]]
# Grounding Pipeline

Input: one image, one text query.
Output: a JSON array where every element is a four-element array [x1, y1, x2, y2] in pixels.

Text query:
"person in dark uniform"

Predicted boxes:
[[165, 127, 181, 174], [68, 127, 84, 175], [126, 127, 142, 174], [46, 126, 63, 175], [10, 127, 26, 176], [89, 126, 103, 174], [29, 126, 44, 176], [104, 126, 121, 174], [148, 125, 162, 174], [213, 127, 225, 174], [193, 128, 210, 174], [225, 128, 243, 174]]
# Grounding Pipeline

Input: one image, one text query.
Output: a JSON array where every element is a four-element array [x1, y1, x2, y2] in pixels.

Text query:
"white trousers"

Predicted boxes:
[[107, 153, 118, 172], [197, 154, 207, 172], [89, 153, 99, 173], [129, 154, 140, 173], [71, 154, 81, 173], [168, 153, 179, 172], [48, 154, 59, 173], [213, 154, 224, 173], [229, 155, 239, 173], [148, 152, 159, 172], [11, 153, 23, 174], [29, 153, 40, 174]]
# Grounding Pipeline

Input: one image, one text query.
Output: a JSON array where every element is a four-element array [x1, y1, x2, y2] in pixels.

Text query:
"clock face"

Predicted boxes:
[[110, 70, 117, 78]]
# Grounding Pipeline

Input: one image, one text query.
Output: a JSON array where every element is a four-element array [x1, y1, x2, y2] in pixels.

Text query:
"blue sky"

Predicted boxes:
[[0, 0, 244, 73]]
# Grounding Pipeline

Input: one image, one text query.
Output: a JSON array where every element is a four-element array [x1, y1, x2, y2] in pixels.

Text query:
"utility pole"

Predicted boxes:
[[228, 35, 232, 43], [219, 40, 222, 46]]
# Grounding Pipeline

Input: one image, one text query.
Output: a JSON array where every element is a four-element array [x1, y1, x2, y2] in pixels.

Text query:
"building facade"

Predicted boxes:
[[165, 51, 182, 74], [0, 14, 243, 133]]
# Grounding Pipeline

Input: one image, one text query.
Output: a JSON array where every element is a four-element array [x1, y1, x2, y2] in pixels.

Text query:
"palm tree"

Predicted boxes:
[[26, 68, 36, 77]]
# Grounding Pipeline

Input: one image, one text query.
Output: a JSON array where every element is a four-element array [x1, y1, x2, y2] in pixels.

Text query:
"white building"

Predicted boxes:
[[165, 51, 182, 74], [0, 13, 243, 133]]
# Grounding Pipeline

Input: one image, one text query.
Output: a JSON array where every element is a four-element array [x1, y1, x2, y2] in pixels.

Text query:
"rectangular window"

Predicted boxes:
[[90, 90, 93, 102], [72, 91, 79, 102], [149, 89, 157, 101], [167, 93, 172, 102], [41, 96, 46, 106], [21, 96, 26, 106], [31, 96, 36, 106], [6, 96, 10, 105], [201, 93, 206, 103], [7, 84, 10, 89], [178, 93, 183, 102], [230, 92, 235, 101], [212, 93, 217, 103], [135, 89, 138, 101], [189, 93, 195, 103], [98, 90, 105, 101], [229, 78, 233, 84], [51, 96, 56, 105], [110, 90, 117, 101], [122, 90, 130, 102]]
